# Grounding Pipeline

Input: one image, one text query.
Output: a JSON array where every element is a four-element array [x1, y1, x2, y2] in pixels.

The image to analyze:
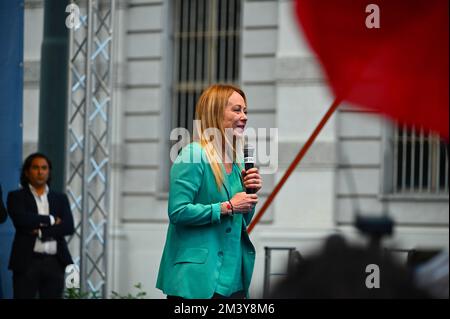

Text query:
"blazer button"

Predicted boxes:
[[226, 227, 232, 233], [218, 251, 223, 257]]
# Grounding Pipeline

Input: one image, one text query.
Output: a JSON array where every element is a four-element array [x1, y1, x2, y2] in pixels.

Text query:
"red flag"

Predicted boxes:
[[295, 0, 449, 140]]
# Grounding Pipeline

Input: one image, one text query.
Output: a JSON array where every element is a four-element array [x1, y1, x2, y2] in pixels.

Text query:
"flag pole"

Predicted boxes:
[[248, 97, 342, 234]]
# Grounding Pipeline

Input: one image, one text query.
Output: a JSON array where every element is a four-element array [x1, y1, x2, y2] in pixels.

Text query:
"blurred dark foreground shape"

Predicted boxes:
[[270, 234, 433, 299]]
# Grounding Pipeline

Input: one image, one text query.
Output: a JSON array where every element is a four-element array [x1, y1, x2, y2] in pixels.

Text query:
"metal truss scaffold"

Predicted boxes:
[[66, 0, 115, 298]]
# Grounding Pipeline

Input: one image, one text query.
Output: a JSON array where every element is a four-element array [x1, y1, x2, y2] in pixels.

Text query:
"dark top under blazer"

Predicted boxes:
[[7, 186, 75, 273], [0, 185, 7, 224]]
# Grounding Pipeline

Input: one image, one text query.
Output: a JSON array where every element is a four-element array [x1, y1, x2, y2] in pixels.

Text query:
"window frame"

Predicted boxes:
[[380, 121, 449, 202]]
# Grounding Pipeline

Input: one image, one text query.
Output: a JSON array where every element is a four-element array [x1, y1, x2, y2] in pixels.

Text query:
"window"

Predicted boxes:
[[392, 125, 448, 195], [172, 0, 242, 133]]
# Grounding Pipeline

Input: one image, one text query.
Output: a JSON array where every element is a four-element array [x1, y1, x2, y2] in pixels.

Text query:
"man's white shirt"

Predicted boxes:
[[29, 184, 57, 255]]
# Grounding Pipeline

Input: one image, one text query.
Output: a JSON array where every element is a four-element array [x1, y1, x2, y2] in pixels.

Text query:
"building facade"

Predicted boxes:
[[22, 0, 448, 298]]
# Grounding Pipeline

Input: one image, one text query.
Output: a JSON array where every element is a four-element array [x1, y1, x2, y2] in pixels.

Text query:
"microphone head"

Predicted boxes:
[[244, 144, 255, 168], [244, 144, 254, 158], [243, 143, 256, 193]]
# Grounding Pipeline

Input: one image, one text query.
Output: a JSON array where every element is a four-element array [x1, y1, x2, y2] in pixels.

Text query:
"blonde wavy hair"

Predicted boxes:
[[194, 84, 247, 190]]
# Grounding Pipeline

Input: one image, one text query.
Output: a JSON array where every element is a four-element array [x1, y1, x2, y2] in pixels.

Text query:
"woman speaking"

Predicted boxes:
[[156, 84, 262, 299]]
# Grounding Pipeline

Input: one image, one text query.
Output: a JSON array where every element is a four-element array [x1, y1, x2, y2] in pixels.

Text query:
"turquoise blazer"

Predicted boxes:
[[156, 142, 256, 299]]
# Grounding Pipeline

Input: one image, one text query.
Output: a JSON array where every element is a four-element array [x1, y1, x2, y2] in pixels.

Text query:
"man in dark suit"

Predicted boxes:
[[7, 153, 75, 299], [0, 184, 6, 224]]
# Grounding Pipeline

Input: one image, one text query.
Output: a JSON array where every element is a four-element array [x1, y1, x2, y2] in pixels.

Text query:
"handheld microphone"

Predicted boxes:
[[244, 144, 256, 194]]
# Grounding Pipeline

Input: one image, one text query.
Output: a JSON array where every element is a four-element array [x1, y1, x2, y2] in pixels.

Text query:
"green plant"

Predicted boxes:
[[64, 283, 147, 299], [65, 288, 102, 299], [110, 283, 147, 299]]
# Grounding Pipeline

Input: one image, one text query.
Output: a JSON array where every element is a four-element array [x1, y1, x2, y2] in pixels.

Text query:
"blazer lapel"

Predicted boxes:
[[47, 191, 57, 218], [24, 186, 39, 215]]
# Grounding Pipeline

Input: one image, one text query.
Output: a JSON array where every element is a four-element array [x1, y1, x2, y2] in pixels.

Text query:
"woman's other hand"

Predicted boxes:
[[230, 192, 258, 213], [242, 168, 262, 193]]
